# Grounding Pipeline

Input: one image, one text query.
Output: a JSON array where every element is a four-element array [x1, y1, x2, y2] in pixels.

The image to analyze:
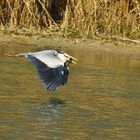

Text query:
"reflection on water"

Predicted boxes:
[[38, 97, 65, 117], [0, 44, 140, 140]]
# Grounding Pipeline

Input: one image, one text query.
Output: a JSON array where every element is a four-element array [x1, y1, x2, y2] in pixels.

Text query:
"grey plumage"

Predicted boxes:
[[17, 50, 77, 91]]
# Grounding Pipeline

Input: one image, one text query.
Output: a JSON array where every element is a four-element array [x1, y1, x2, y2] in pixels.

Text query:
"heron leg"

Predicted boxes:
[[4, 53, 18, 57]]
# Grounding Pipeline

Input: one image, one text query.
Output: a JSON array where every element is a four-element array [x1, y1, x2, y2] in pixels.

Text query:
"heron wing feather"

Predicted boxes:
[[31, 50, 64, 68], [27, 55, 69, 90]]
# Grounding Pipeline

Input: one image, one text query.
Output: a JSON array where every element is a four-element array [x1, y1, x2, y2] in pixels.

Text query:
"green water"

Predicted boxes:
[[0, 45, 140, 140]]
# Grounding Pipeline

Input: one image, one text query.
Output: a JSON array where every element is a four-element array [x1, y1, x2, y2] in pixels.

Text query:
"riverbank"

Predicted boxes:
[[0, 31, 140, 56]]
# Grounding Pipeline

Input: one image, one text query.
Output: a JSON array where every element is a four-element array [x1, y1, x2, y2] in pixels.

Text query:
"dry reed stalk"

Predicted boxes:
[[22, 0, 38, 28], [37, 0, 58, 28], [6, 0, 16, 26], [61, 1, 69, 34], [0, 0, 140, 38], [22, 0, 32, 16]]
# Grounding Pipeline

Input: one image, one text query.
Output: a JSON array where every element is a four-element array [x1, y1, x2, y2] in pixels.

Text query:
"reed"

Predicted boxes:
[[0, 0, 140, 38]]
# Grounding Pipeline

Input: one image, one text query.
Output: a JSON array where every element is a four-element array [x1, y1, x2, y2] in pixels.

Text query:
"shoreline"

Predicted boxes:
[[0, 32, 140, 56]]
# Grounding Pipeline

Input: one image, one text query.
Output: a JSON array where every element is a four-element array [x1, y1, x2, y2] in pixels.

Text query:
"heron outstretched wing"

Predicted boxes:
[[18, 50, 64, 68], [27, 55, 69, 91], [31, 50, 64, 68]]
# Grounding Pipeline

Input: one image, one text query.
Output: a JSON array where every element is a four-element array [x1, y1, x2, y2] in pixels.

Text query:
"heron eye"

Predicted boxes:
[[54, 52, 58, 56]]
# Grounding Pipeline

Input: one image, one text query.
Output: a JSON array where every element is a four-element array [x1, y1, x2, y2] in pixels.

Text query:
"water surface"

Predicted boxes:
[[0, 44, 140, 140]]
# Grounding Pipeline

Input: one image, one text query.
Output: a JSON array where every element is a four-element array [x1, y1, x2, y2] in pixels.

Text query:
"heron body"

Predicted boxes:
[[17, 50, 77, 91]]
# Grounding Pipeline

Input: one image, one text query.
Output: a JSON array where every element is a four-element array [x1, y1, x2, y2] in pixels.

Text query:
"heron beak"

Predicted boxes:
[[70, 56, 78, 64]]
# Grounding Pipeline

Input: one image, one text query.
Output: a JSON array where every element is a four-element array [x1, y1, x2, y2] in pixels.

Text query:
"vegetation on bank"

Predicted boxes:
[[0, 0, 140, 39]]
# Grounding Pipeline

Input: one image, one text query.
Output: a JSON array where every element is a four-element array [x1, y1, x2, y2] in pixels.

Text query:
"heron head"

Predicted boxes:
[[57, 51, 77, 64]]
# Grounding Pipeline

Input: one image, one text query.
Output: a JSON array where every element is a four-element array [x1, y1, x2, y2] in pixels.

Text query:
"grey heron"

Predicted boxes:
[[16, 50, 77, 91]]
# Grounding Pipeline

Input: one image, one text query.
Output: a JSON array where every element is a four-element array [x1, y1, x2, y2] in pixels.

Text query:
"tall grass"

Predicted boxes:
[[0, 0, 140, 38]]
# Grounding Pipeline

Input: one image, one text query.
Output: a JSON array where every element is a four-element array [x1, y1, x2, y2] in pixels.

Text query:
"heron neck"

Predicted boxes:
[[64, 61, 70, 67]]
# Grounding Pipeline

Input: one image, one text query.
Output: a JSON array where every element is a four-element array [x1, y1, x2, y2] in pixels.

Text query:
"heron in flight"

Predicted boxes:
[[14, 50, 77, 91]]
